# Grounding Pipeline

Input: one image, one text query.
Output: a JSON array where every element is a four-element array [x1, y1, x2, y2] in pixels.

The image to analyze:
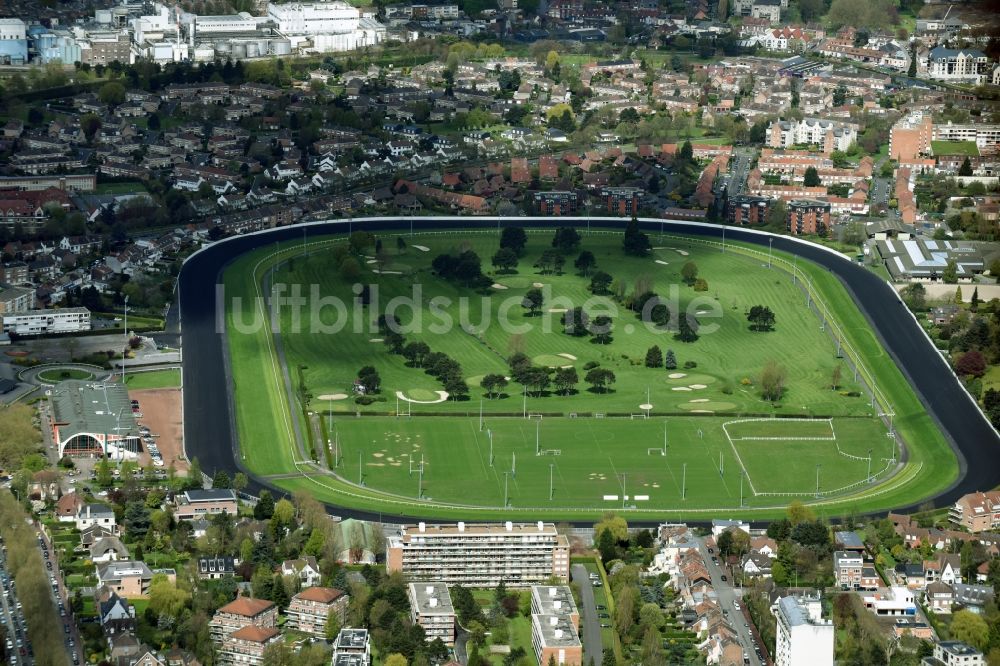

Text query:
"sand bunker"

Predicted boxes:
[[557, 353, 578, 360], [548, 308, 568, 313], [532, 282, 545, 288], [369, 338, 384, 343], [655, 260, 669, 265], [690, 409, 714, 414], [689, 398, 710, 403], [672, 387, 692, 392], [372, 269, 402, 275], [317, 393, 349, 401], [366, 259, 377, 264], [668, 373, 687, 379], [492, 283, 508, 290], [372, 452, 384, 458], [689, 384, 708, 389], [675, 249, 689, 256], [395, 390, 449, 404], [413, 245, 429, 251]]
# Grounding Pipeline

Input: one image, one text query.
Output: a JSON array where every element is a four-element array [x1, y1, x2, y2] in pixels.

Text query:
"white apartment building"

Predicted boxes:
[[0, 284, 35, 314], [193, 13, 262, 33], [933, 122, 1000, 152], [773, 596, 834, 666], [768, 117, 858, 153], [925, 47, 991, 84], [0, 18, 27, 40], [408, 583, 455, 645], [387, 521, 571, 587], [834, 550, 864, 590], [923, 641, 985, 666], [531, 586, 580, 628], [2, 307, 91, 336]]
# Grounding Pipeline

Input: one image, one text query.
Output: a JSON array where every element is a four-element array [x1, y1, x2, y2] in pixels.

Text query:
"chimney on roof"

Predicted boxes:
[[554, 629, 563, 640], [537, 520, 544, 532], [458, 521, 465, 532], [425, 585, 434, 594], [505, 521, 513, 532], [429, 597, 438, 608], [418, 522, 425, 533], [549, 616, 558, 626], [549, 587, 556, 597]]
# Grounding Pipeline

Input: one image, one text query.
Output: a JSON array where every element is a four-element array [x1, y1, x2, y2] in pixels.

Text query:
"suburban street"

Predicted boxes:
[[36, 527, 82, 665], [725, 147, 757, 197], [694, 538, 763, 666], [570, 564, 604, 663]]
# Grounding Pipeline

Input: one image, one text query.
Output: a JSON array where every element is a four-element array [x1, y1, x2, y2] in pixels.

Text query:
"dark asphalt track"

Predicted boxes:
[[179, 217, 999, 524]]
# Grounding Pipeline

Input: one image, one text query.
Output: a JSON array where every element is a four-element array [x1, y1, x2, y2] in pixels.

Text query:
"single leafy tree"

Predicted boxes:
[[831, 365, 842, 390], [675, 314, 699, 342], [747, 305, 776, 332], [589, 271, 613, 294], [574, 250, 596, 276], [959, 157, 973, 177], [645, 346, 663, 368], [760, 360, 787, 401], [492, 247, 519, 273], [803, 166, 821, 187], [623, 216, 651, 256], [664, 349, 677, 370], [402, 341, 430, 367], [680, 261, 699, 285], [589, 315, 614, 344], [552, 227, 581, 253], [522, 288, 544, 316], [585, 368, 616, 393], [357, 366, 381, 394], [500, 226, 528, 256], [563, 307, 590, 337], [956, 350, 987, 378]]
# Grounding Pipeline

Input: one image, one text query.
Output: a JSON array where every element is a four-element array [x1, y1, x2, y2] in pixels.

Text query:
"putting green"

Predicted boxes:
[[679, 401, 737, 411], [534, 354, 573, 368], [404, 388, 441, 401]]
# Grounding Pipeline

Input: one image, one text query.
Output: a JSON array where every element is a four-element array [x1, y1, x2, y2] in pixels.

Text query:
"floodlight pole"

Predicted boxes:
[[549, 463, 554, 501], [488, 429, 494, 467], [663, 421, 668, 455], [522, 386, 527, 419], [479, 399, 483, 431], [512, 451, 516, 478], [418, 453, 424, 499], [682, 463, 687, 501], [739, 472, 744, 508], [535, 419, 540, 456], [359, 451, 363, 486], [867, 448, 873, 483], [621, 473, 626, 509], [719, 450, 724, 477], [768, 238, 773, 268], [503, 472, 509, 507], [815, 464, 821, 498], [722, 224, 726, 253]]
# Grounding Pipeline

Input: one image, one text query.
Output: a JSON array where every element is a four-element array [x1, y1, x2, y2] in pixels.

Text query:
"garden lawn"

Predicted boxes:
[[932, 141, 979, 157], [124, 368, 181, 390]]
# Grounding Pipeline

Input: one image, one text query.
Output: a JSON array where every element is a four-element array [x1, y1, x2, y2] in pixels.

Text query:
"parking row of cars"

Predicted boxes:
[[1, 535, 31, 666], [134, 402, 165, 468], [39, 534, 79, 666]]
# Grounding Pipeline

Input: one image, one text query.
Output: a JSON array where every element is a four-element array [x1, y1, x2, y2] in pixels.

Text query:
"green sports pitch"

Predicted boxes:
[[223, 227, 956, 519]]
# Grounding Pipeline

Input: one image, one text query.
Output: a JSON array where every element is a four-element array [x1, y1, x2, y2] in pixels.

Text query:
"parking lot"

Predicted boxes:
[[130, 388, 187, 472]]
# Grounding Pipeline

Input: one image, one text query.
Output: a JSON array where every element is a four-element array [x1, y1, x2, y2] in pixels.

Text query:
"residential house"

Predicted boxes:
[[925, 581, 954, 614], [922, 641, 984, 666], [741, 552, 773, 579], [76, 504, 117, 532], [834, 551, 864, 589], [56, 491, 84, 522], [950, 490, 1000, 533], [280, 556, 322, 588], [218, 625, 281, 666], [90, 536, 129, 563], [198, 556, 238, 580], [174, 489, 239, 521], [96, 560, 173, 598], [99, 591, 136, 638]]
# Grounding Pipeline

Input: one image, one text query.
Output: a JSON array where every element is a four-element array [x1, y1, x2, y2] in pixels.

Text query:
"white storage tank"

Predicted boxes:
[[230, 42, 247, 59], [271, 38, 291, 56]]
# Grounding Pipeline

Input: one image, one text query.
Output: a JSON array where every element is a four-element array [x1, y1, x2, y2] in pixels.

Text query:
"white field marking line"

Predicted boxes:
[[722, 420, 758, 496]]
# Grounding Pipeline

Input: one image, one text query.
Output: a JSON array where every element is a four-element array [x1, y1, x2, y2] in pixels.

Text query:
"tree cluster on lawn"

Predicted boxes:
[[377, 314, 469, 401], [431, 249, 491, 289], [506, 353, 581, 397], [623, 216, 651, 256], [759, 360, 787, 402], [0, 403, 42, 472]]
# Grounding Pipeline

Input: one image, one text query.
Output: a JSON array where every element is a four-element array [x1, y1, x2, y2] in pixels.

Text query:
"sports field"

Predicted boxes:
[[221, 226, 957, 518], [319, 415, 890, 509]]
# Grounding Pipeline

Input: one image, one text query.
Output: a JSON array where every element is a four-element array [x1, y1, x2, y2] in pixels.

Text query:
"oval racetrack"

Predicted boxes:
[[179, 217, 1000, 523]]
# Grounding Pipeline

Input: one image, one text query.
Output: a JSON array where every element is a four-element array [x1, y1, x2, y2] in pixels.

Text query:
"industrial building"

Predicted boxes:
[[874, 237, 985, 281], [386, 521, 571, 587], [48, 380, 141, 459]]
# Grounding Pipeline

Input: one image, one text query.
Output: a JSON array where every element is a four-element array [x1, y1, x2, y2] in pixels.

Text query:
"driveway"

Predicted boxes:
[[571, 564, 603, 663]]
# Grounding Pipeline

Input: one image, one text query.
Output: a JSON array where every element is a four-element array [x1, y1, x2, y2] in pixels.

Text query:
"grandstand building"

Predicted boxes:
[[49, 380, 141, 458]]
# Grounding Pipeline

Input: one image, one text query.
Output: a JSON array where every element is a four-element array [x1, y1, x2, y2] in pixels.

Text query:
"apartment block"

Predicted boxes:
[[889, 112, 933, 161], [175, 489, 239, 521], [530, 586, 579, 628], [209, 597, 278, 643], [218, 625, 281, 666], [531, 613, 582, 666], [285, 587, 348, 638], [950, 491, 1000, 533], [768, 118, 857, 154], [727, 194, 770, 226], [534, 191, 579, 216], [408, 583, 456, 645], [386, 521, 570, 587], [2, 307, 91, 336], [333, 628, 371, 666], [787, 199, 831, 235], [774, 596, 834, 666], [599, 187, 642, 216], [0, 283, 35, 314], [922, 641, 985, 666], [834, 551, 864, 589]]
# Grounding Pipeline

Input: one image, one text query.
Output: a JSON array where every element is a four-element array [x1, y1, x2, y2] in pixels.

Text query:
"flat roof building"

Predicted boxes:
[[333, 628, 371, 666], [530, 586, 579, 629], [387, 521, 570, 587], [531, 613, 582, 666], [2, 307, 91, 336], [922, 641, 984, 666], [408, 583, 456, 645], [774, 596, 834, 666], [49, 380, 140, 458]]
